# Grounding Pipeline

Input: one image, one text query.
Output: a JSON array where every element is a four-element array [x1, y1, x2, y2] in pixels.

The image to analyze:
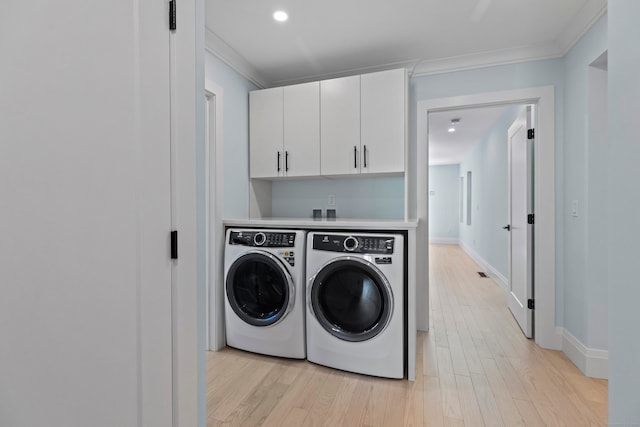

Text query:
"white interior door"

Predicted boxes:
[[1, 2, 173, 426], [507, 107, 534, 338]]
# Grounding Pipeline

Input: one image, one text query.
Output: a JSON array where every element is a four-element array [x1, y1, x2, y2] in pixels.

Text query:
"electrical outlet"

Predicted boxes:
[[328, 194, 336, 206]]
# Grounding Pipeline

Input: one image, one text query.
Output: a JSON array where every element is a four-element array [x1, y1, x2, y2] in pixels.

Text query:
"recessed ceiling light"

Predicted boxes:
[[448, 118, 460, 132], [273, 10, 288, 22]]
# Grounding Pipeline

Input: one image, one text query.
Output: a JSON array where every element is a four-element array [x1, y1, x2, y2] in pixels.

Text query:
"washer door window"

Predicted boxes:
[[226, 251, 294, 327], [310, 257, 393, 342]]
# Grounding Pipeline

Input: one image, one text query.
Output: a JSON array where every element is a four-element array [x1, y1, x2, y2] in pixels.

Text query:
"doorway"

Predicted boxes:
[[427, 103, 535, 339], [205, 80, 226, 351], [416, 86, 560, 351]]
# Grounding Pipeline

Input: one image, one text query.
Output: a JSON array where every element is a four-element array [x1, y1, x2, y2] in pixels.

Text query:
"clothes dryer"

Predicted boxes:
[[306, 232, 405, 378], [224, 228, 306, 358]]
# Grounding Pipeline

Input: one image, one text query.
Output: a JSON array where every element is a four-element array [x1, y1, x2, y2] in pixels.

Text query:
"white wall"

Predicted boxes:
[[428, 165, 460, 242], [608, 1, 640, 424]]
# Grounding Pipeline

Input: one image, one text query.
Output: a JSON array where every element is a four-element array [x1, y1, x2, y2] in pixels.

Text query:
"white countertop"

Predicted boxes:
[[223, 217, 419, 230]]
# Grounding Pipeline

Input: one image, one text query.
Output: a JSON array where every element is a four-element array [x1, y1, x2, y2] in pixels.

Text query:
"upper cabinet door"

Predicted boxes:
[[361, 69, 406, 174], [250, 87, 284, 178], [284, 82, 320, 177], [321, 75, 361, 176]]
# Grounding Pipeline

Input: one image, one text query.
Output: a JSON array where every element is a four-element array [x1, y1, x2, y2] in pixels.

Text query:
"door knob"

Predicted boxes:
[[502, 225, 511, 231]]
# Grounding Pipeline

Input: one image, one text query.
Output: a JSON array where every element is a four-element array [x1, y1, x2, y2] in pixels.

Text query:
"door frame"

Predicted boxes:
[[171, 0, 204, 423], [205, 80, 226, 350], [416, 86, 561, 350]]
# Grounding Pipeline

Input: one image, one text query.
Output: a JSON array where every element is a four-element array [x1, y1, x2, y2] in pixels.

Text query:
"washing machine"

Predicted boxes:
[[224, 228, 306, 359], [306, 231, 405, 378]]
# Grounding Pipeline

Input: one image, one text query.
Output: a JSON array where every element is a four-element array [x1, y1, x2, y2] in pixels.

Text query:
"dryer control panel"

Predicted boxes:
[[229, 231, 296, 248], [312, 234, 395, 254]]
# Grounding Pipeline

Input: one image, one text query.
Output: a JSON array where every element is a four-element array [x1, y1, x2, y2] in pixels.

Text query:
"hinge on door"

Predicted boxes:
[[171, 230, 178, 259], [527, 128, 535, 139], [527, 299, 535, 310], [528, 214, 534, 225], [169, 0, 177, 31]]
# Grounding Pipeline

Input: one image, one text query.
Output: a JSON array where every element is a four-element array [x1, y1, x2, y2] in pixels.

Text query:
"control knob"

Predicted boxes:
[[253, 232, 266, 246], [343, 236, 359, 252]]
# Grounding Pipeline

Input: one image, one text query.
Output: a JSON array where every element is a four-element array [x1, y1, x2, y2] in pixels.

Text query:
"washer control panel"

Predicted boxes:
[[229, 231, 296, 248], [312, 234, 395, 254]]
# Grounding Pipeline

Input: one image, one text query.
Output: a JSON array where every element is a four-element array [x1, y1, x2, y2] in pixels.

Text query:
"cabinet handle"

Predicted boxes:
[[354, 146, 357, 169], [285, 151, 289, 171], [363, 145, 368, 168], [277, 151, 281, 172]]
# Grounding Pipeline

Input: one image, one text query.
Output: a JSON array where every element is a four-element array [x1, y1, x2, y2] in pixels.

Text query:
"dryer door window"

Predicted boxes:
[[226, 251, 294, 327], [310, 258, 393, 342]]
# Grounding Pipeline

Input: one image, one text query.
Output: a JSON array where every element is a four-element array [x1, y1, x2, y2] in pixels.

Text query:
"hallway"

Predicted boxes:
[[424, 244, 606, 425], [206, 244, 607, 426]]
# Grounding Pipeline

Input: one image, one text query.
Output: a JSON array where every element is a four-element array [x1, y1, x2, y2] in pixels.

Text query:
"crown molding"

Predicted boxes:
[[205, 28, 269, 88], [411, 42, 564, 77], [269, 60, 418, 87], [207, 1, 607, 87], [556, 0, 607, 56]]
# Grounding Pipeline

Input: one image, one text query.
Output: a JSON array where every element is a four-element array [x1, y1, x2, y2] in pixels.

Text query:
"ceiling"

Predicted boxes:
[[206, 0, 606, 88], [206, 0, 606, 166], [428, 105, 517, 166]]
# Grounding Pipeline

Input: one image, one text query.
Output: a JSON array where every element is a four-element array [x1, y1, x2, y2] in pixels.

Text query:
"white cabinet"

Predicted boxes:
[[320, 69, 406, 177], [361, 69, 406, 175], [250, 82, 320, 178], [250, 69, 406, 179], [284, 82, 320, 177], [250, 87, 283, 178], [320, 75, 361, 176]]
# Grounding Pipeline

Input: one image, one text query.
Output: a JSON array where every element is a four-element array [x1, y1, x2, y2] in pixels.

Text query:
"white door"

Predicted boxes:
[[507, 107, 534, 338], [1, 2, 173, 426], [320, 75, 361, 176]]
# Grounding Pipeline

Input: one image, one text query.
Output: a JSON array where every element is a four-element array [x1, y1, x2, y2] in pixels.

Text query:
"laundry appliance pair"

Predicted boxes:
[[223, 228, 405, 378]]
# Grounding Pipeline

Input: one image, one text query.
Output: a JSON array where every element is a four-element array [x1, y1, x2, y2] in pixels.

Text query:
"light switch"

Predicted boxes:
[[328, 194, 336, 206], [571, 200, 578, 217]]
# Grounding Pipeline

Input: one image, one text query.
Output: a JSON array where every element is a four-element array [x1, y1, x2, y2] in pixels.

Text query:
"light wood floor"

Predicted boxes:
[[207, 244, 607, 426]]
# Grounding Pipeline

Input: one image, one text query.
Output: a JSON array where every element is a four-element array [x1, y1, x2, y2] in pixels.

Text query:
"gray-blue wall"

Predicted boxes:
[[457, 106, 523, 280], [428, 164, 460, 241], [204, 53, 257, 219], [271, 177, 404, 219], [562, 14, 608, 351], [608, 2, 639, 423]]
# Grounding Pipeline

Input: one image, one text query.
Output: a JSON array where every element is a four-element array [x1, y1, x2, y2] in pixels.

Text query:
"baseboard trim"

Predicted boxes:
[[557, 327, 608, 379], [459, 241, 508, 291], [429, 237, 459, 245]]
